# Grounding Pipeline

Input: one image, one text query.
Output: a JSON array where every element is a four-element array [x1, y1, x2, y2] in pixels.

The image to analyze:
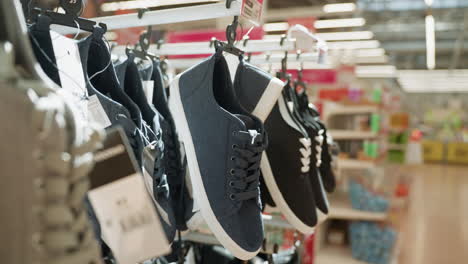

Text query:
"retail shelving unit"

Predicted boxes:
[[314, 102, 399, 264]]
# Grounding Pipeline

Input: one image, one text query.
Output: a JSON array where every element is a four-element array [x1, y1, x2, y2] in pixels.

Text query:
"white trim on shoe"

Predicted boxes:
[[168, 75, 261, 260], [260, 152, 316, 234], [252, 77, 284, 122]]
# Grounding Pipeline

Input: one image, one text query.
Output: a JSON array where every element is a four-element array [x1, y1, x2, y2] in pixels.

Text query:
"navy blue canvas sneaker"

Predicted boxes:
[[114, 58, 177, 244], [149, 60, 195, 232], [168, 52, 266, 259]]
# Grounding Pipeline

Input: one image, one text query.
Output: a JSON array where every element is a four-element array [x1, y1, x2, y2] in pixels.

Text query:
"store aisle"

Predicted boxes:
[[399, 165, 468, 264]]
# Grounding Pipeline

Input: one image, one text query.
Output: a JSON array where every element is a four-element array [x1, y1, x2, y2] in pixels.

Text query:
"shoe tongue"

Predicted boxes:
[[235, 114, 256, 130], [235, 114, 261, 144]]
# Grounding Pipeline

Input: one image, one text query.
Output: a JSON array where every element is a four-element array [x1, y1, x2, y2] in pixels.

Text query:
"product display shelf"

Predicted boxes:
[[324, 105, 379, 122], [329, 130, 378, 140], [338, 158, 377, 170], [315, 245, 368, 264], [329, 195, 388, 222]]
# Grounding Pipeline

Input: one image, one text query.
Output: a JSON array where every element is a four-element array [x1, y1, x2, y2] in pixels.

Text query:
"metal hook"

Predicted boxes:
[[137, 8, 149, 19], [226, 16, 239, 45], [280, 34, 287, 46], [209, 37, 217, 48], [242, 35, 249, 47], [226, 0, 236, 8]]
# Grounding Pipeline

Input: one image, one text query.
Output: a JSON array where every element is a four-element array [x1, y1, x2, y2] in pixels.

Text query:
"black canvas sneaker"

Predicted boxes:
[[284, 85, 330, 223], [227, 56, 284, 122], [297, 92, 336, 193], [168, 52, 266, 259], [231, 61, 318, 233]]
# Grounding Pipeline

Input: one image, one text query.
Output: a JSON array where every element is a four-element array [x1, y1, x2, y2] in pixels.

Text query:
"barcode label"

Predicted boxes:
[[241, 0, 263, 25]]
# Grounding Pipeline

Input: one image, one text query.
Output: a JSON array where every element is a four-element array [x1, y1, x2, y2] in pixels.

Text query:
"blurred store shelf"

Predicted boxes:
[[315, 245, 367, 264]]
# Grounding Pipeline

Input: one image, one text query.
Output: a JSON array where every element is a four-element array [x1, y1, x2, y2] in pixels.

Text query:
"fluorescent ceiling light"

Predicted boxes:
[[355, 48, 385, 57], [327, 40, 380, 49], [399, 70, 468, 93], [425, 0, 433, 7], [101, 0, 217, 12], [316, 31, 374, 41], [425, 15, 436, 70], [355, 65, 397, 78], [314, 18, 366, 29], [323, 3, 356, 13], [263, 22, 289, 32]]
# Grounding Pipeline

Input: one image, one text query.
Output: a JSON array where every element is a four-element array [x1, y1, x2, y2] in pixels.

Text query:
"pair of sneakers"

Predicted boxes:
[[236, 68, 336, 233], [168, 51, 281, 259]]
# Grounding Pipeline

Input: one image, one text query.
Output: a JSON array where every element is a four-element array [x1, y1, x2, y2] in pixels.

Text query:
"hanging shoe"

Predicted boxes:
[[168, 53, 266, 260], [297, 93, 336, 193], [231, 60, 318, 234], [149, 60, 195, 232], [283, 85, 329, 223]]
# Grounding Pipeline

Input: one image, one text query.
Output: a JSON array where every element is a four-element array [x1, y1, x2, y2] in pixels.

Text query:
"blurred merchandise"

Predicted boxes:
[[349, 181, 389, 213]]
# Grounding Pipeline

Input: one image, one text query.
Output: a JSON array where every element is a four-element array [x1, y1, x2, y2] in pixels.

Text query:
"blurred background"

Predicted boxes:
[[75, 0, 468, 263]]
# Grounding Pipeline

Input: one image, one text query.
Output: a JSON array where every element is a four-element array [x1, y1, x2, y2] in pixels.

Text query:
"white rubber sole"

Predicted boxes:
[[168, 75, 261, 260], [260, 152, 316, 234]]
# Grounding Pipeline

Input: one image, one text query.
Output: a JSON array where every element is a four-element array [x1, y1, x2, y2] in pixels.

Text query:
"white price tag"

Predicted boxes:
[[88, 95, 112, 129], [88, 175, 170, 264], [241, 0, 264, 25], [88, 128, 171, 264], [143, 81, 154, 105], [50, 31, 88, 121]]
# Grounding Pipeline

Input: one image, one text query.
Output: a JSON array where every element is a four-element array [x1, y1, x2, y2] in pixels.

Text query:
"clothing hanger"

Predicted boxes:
[[29, 0, 107, 33]]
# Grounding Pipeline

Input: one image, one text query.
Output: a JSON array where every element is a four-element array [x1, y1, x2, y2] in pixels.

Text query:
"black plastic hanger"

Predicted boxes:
[[214, 16, 244, 57], [29, 0, 106, 33]]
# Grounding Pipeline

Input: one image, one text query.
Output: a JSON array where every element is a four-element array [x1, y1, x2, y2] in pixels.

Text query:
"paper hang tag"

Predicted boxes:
[[50, 31, 88, 122], [142, 81, 154, 105], [241, 0, 264, 26], [88, 95, 112, 130], [88, 128, 170, 264]]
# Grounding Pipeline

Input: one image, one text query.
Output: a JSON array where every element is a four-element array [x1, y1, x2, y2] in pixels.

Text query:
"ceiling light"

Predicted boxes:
[[425, 0, 433, 7], [327, 40, 381, 49], [263, 22, 289, 32], [425, 15, 436, 70], [316, 31, 374, 41], [323, 3, 356, 13], [101, 0, 217, 12], [355, 65, 397, 78], [314, 18, 366, 29], [355, 48, 385, 57]]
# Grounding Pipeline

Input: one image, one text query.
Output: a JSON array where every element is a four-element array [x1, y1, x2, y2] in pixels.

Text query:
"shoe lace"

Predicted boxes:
[[228, 130, 267, 202], [299, 138, 312, 173]]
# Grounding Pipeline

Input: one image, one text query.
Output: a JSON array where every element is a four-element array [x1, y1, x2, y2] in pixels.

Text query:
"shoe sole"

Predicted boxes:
[[260, 152, 316, 234], [168, 75, 260, 260]]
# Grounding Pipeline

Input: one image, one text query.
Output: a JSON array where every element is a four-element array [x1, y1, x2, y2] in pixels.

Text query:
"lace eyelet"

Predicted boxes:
[[229, 181, 235, 187], [230, 169, 235, 175], [230, 156, 235, 161], [232, 144, 237, 150], [229, 194, 236, 200]]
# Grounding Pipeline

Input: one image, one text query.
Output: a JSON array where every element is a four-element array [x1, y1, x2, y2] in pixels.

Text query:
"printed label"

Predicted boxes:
[[88, 128, 170, 264], [88, 95, 112, 130], [50, 31, 88, 121], [241, 0, 263, 25], [142, 81, 154, 105]]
